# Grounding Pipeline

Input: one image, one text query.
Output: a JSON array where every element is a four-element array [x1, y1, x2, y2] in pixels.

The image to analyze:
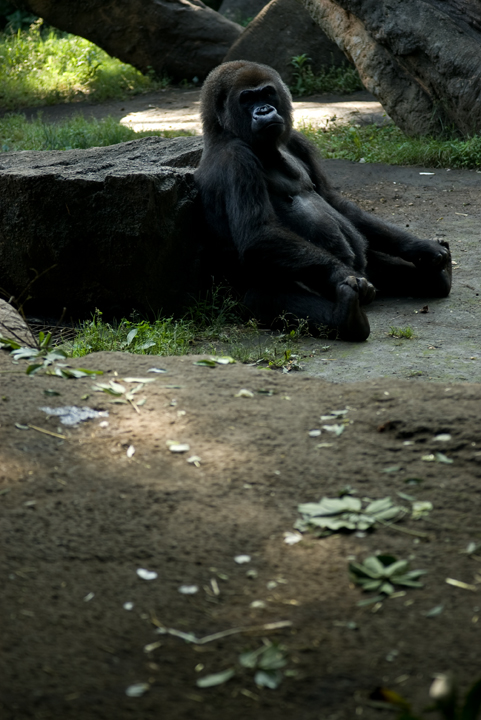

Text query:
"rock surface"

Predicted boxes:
[[16, 0, 242, 82], [300, 0, 481, 137], [0, 137, 205, 318], [224, 0, 348, 85], [218, 0, 268, 22], [0, 299, 35, 346]]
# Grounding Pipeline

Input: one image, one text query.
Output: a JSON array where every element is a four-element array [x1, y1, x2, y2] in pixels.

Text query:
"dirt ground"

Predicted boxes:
[[1, 89, 481, 720]]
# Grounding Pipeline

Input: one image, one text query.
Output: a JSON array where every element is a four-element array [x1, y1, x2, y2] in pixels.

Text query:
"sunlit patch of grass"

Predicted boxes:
[[0, 20, 169, 110], [0, 112, 192, 152], [300, 120, 481, 169]]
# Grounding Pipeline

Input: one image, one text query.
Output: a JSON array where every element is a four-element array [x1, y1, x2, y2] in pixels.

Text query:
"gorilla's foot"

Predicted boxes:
[[333, 276, 371, 341], [412, 239, 452, 298], [425, 240, 452, 297]]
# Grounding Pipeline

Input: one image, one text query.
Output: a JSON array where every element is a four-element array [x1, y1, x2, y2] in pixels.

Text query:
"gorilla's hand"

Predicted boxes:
[[342, 275, 376, 305], [405, 239, 451, 271]]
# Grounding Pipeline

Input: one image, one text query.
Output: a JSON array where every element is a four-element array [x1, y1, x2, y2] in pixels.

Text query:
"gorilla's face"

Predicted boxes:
[[238, 84, 285, 141]]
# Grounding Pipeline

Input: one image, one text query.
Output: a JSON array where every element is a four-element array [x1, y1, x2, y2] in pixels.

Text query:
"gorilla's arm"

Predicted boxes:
[[197, 141, 360, 294], [288, 132, 448, 267]]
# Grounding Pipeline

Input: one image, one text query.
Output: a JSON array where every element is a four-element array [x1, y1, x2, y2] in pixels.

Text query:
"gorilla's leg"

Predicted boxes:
[[367, 241, 452, 298], [244, 278, 371, 341]]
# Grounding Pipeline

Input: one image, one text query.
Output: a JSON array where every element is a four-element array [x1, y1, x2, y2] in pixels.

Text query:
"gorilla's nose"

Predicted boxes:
[[254, 104, 275, 117]]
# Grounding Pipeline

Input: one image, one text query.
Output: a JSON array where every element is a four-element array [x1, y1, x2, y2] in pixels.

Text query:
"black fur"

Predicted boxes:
[[195, 61, 452, 341]]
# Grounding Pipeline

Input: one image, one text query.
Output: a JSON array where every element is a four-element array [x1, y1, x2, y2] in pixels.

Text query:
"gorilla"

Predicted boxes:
[[195, 61, 452, 341]]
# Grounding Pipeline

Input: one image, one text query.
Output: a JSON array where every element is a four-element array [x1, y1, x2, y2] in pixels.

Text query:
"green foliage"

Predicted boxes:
[[197, 642, 289, 690], [349, 554, 427, 598], [68, 291, 308, 372], [296, 496, 404, 534], [300, 120, 481, 170], [0, 20, 169, 110], [0, 112, 191, 152], [290, 54, 364, 96], [389, 326, 414, 339], [70, 310, 197, 358]]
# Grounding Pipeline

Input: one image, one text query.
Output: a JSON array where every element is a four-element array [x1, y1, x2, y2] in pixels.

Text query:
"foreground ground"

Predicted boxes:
[[1, 349, 481, 720], [1, 90, 481, 720]]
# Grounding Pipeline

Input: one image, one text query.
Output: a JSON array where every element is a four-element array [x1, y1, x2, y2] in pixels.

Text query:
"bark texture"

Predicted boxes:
[[14, 0, 242, 81], [0, 137, 205, 318], [300, 0, 481, 137]]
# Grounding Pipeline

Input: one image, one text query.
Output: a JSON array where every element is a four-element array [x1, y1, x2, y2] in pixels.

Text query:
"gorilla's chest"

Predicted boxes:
[[262, 150, 359, 257]]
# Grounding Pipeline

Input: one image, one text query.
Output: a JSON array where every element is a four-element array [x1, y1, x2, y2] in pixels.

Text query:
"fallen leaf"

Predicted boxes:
[[136, 568, 158, 581]]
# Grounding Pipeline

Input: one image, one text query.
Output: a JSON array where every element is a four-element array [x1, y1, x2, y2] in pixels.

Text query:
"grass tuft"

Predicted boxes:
[[0, 20, 169, 110], [300, 120, 481, 170], [67, 288, 309, 372], [388, 326, 414, 339], [0, 112, 192, 152]]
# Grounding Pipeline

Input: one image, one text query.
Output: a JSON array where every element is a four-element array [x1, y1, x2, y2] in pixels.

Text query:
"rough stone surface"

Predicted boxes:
[[224, 0, 347, 85], [16, 0, 242, 82], [0, 299, 35, 346], [0, 136, 205, 318], [218, 0, 268, 23], [300, 0, 481, 137]]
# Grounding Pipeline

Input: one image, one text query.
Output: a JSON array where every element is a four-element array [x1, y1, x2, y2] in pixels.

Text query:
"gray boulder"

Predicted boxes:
[[0, 137, 205, 318], [224, 0, 348, 85], [218, 0, 268, 23]]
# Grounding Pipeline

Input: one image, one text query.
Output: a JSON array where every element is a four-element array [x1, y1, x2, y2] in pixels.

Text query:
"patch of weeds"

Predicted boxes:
[[0, 112, 192, 153], [0, 328, 103, 378], [295, 495, 405, 535], [68, 292, 308, 371], [289, 54, 364, 96], [349, 554, 427, 604], [70, 309, 197, 358], [0, 20, 170, 110], [389, 326, 414, 339], [299, 119, 481, 169]]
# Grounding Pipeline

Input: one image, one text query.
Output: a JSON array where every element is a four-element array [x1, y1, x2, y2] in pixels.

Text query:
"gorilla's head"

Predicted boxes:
[[200, 61, 293, 148]]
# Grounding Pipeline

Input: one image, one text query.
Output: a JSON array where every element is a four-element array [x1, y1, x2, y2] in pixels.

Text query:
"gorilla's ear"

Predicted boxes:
[[214, 88, 228, 129]]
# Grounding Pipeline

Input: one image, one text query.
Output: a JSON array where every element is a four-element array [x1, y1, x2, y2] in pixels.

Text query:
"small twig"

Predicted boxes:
[[27, 424, 67, 440], [155, 620, 293, 645], [376, 518, 430, 539], [127, 397, 141, 414]]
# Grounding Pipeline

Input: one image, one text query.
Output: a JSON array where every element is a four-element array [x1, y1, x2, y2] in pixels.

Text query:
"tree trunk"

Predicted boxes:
[[300, 0, 481, 137], [14, 0, 242, 82]]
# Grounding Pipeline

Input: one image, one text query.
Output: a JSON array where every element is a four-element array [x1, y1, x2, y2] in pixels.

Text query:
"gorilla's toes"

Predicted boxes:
[[334, 279, 371, 341]]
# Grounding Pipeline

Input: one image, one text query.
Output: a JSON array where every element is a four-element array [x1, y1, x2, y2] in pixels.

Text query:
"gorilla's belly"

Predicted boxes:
[[272, 190, 360, 265]]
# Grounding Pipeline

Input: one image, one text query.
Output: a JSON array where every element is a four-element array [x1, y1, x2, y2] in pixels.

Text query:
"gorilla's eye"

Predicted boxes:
[[239, 90, 255, 105]]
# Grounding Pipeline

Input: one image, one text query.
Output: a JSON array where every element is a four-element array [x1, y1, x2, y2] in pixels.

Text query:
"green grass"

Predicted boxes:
[[67, 289, 309, 372], [0, 112, 191, 152], [300, 120, 481, 169], [388, 326, 414, 339], [0, 20, 169, 110], [290, 54, 364, 97]]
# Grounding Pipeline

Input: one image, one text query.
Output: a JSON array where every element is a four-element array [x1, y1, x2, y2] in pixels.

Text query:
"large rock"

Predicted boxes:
[[300, 0, 481, 137], [0, 137, 205, 319], [15, 0, 242, 82], [224, 0, 348, 85], [218, 0, 268, 23]]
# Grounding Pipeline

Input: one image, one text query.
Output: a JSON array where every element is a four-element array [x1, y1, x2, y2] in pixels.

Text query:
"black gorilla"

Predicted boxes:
[[195, 61, 452, 341]]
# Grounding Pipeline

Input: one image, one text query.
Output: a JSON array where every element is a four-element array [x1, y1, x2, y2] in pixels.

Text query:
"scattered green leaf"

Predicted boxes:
[[196, 668, 235, 688]]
